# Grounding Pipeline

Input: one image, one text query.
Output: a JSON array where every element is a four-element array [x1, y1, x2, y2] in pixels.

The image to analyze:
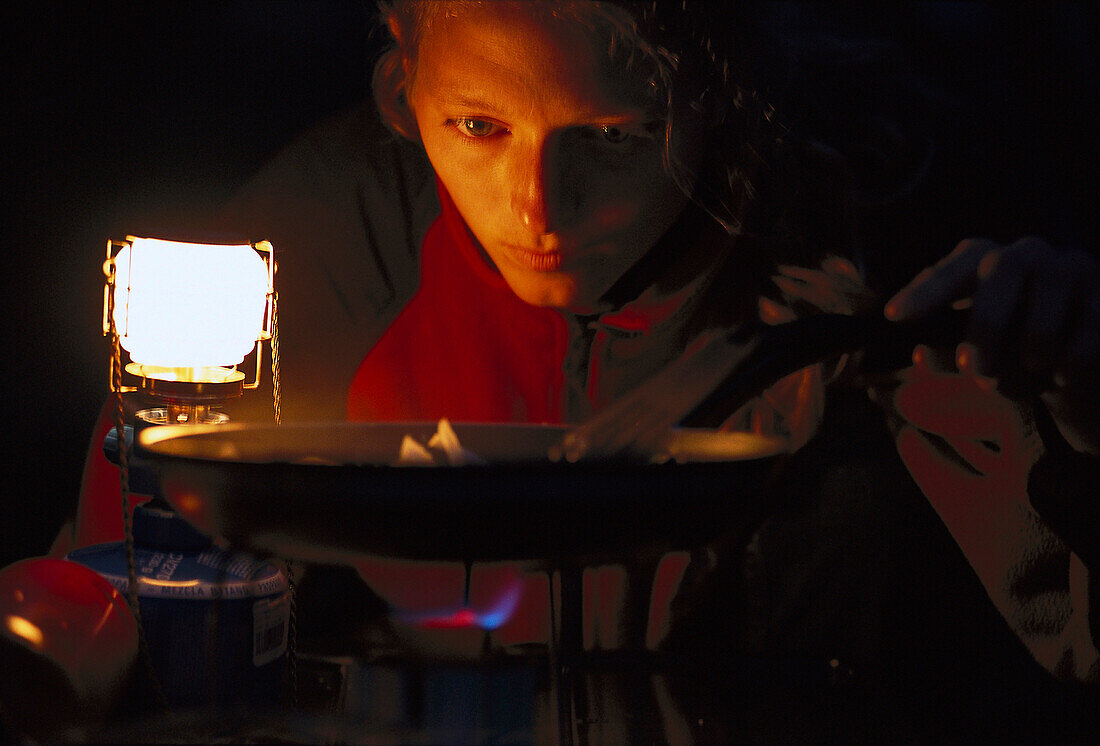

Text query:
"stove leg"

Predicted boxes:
[[548, 566, 586, 746]]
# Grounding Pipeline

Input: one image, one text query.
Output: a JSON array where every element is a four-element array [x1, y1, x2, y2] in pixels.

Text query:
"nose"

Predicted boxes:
[[510, 136, 571, 234], [515, 180, 550, 234]]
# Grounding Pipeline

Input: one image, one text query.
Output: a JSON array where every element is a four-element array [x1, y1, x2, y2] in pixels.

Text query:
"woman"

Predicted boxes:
[[68, 0, 1097, 737]]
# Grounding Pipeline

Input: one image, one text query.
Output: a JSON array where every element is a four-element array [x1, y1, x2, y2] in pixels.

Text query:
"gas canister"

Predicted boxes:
[[67, 503, 289, 709]]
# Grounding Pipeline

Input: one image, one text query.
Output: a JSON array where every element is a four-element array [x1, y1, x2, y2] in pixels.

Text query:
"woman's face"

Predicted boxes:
[[406, 3, 702, 313]]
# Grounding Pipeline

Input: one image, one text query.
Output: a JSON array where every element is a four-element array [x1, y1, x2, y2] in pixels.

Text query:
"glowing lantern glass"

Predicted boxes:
[[111, 238, 270, 369], [103, 237, 275, 421]]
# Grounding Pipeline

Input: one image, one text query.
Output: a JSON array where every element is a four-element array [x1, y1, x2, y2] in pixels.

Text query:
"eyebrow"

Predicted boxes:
[[432, 93, 506, 116], [430, 91, 656, 125]]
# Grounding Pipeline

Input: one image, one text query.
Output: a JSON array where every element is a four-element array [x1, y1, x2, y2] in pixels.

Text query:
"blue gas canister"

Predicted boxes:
[[67, 504, 289, 709]]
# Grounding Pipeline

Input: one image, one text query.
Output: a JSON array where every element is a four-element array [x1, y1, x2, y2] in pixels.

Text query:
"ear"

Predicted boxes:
[[386, 15, 412, 80], [372, 47, 420, 141], [387, 14, 404, 48]]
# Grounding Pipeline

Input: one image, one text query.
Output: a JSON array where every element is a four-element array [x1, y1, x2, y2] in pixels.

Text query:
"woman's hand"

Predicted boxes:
[[885, 237, 1100, 454]]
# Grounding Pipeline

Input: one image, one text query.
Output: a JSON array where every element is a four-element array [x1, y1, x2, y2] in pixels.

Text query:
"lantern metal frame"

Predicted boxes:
[[101, 236, 276, 398]]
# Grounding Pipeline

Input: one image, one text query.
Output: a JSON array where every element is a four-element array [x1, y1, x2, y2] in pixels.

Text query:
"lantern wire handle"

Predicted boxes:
[[111, 329, 171, 713], [269, 290, 298, 712], [271, 291, 281, 426]]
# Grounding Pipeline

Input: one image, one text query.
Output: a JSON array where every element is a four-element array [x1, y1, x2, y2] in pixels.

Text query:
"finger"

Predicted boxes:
[[819, 255, 862, 282], [780, 259, 880, 315], [955, 343, 998, 392], [775, 264, 827, 283], [771, 272, 849, 314], [758, 296, 798, 325], [976, 249, 1001, 280], [886, 238, 1000, 320], [1061, 285, 1100, 390], [967, 238, 1094, 395], [966, 241, 1031, 379], [911, 343, 956, 377], [1017, 248, 1078, 376], [771, 272, 810, 297]]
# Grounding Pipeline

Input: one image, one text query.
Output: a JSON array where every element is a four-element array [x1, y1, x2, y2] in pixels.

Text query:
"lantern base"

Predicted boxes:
[[125, 363, 245, 408]]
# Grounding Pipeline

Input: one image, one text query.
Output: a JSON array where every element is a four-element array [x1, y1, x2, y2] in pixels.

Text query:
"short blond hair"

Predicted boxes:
[[372, 0, 779, 237]]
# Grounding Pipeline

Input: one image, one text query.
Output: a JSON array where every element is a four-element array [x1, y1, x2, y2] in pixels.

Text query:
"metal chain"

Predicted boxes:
[[284, 559, 299, 711], [112, 333, 171, 713], [270, 291, 298, 710], [271, 291, 281, 426]]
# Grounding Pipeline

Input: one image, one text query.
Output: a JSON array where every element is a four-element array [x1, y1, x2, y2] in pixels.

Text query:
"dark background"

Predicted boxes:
[[1, 2, 1096, 567], [1, 1, 379, 565]]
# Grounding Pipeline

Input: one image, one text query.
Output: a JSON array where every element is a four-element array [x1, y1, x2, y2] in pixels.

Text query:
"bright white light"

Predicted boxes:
[[112, 238, 269, 368]]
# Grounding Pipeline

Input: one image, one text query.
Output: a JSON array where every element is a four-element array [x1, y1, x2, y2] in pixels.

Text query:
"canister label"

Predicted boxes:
[[252, 594, 290, 667], [67, 545, 288, 599]]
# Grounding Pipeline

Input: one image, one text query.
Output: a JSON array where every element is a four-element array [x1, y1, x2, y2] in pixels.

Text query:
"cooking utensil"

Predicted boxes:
[[136, 423, 787, 563], [558, 309, 968, 461], [136, 310, 964, 564]]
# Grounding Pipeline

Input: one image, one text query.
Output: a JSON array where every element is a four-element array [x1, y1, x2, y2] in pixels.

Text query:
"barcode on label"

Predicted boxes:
[[255, 622, 285, 657], [253, 594, 289, 667]]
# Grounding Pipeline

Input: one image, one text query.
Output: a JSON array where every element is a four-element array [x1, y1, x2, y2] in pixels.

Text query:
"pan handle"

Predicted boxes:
[[680, 308, 969, 427]]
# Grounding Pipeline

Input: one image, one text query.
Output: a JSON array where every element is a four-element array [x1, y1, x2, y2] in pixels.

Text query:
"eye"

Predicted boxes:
[[581, 123, 659, 153], [452, 117, 501, 138], [599, 126, 632, 145]]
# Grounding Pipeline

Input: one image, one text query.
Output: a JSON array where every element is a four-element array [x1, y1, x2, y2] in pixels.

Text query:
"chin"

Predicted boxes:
[[506, 275, 583, 310]]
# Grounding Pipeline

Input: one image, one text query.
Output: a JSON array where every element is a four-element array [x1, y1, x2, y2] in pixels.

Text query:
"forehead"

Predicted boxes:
[[412, 3, 654, 120]]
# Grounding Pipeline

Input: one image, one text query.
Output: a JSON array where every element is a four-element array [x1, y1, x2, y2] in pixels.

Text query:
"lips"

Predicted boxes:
[[503, 244, 564, 272]]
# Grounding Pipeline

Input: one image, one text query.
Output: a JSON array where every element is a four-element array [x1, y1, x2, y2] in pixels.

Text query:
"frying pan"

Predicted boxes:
[[137, 423, 788, 563], [137, 310, 966, 563]]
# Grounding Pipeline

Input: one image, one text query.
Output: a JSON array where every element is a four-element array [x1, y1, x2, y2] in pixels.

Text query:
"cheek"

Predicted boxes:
[[422, 147, 504, 227], [587, 169, 687, 239], [438, 170, 503, 240], [583, 149, 682, 205], [423, 138, 480, 191], [590, 201, 642, 232], [422, 137, 508, 212]]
